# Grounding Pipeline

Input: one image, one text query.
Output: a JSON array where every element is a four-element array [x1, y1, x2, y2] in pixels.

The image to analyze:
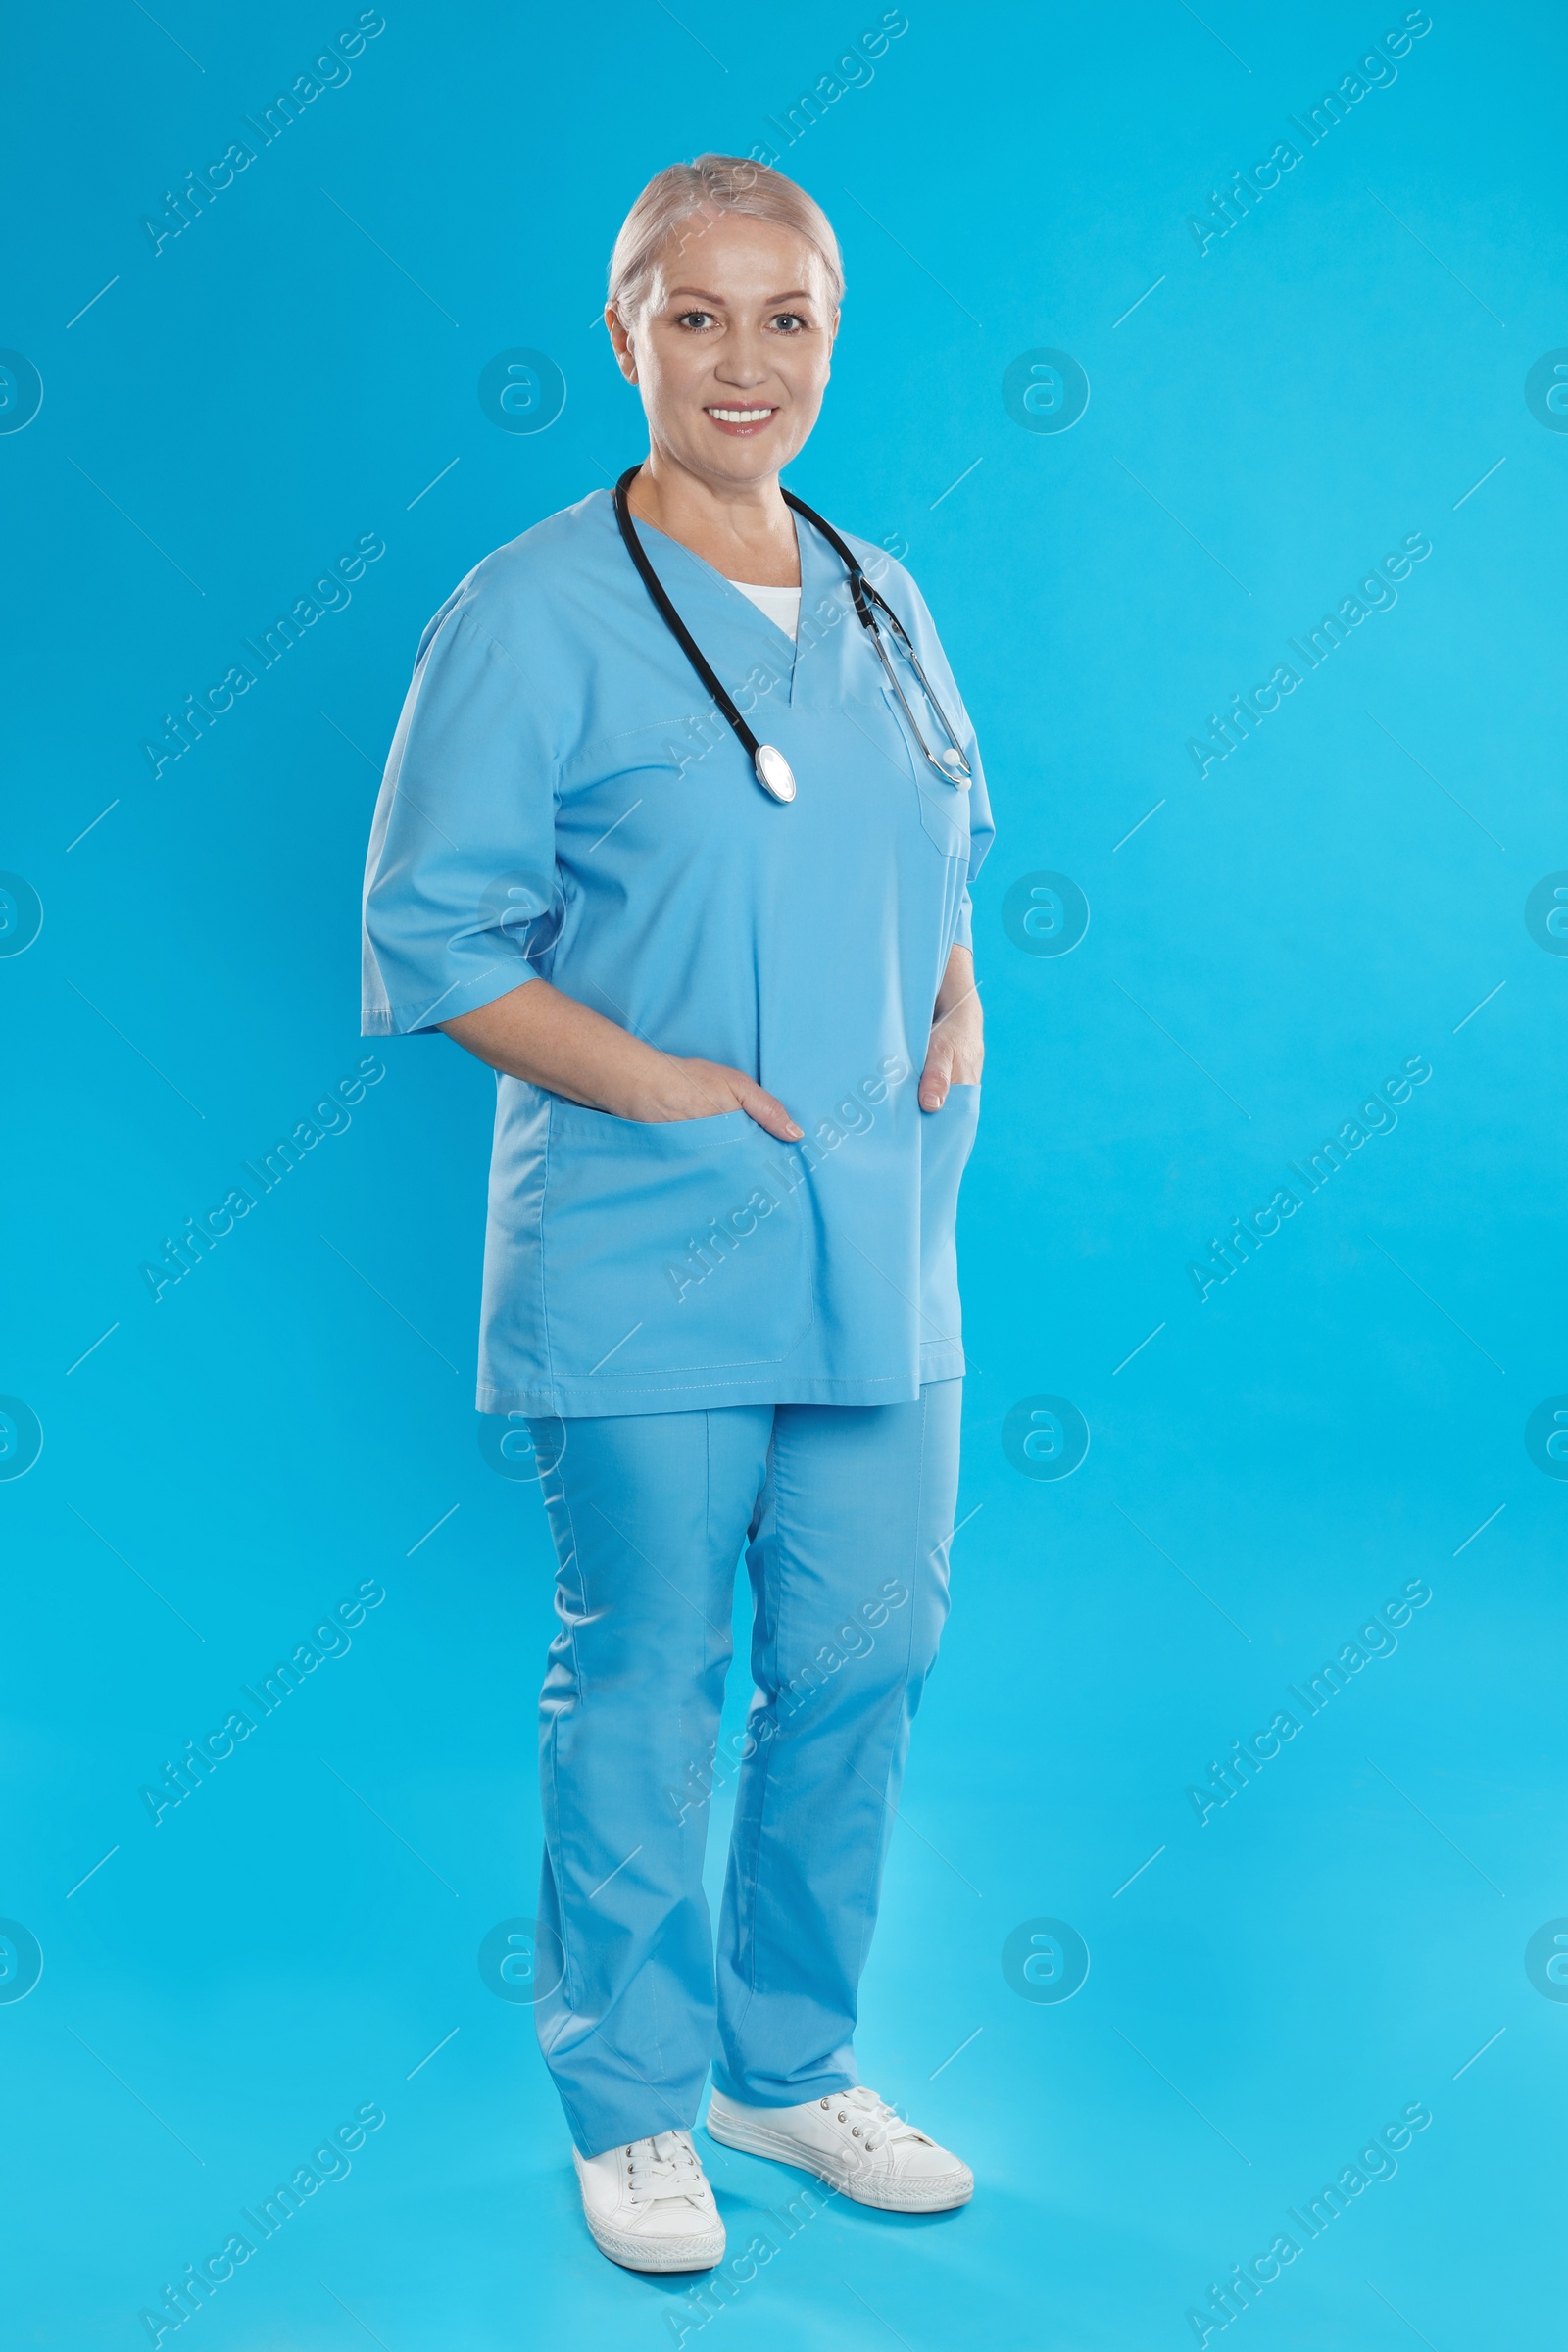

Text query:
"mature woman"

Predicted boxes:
[[362, 155, 993, 2274]]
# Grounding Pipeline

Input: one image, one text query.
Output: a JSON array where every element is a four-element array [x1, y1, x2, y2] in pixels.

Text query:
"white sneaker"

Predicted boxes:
[[572, 2130, 726, 2272], [705, 2084, 973, 2212]]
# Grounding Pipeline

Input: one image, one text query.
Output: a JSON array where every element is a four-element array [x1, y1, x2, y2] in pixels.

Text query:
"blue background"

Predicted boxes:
[[3, 2, 1563, 2344]]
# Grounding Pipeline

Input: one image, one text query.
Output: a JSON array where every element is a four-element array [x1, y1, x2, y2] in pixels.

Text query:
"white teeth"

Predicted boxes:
[[708, 407, 772, 422]]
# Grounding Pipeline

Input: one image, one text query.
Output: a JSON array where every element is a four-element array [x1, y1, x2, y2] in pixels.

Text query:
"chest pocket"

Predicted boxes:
[[877, 682, 970, 862], [557, 715, 743, 879], [563, 718, 693, 803]]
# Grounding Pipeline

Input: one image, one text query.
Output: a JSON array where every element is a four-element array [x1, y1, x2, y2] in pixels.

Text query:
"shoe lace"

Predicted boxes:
[[837, 2085, 929, 2156], [624, 2132, 705, 2203]]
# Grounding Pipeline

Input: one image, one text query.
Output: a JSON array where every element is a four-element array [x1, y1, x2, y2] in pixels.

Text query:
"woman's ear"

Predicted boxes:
[[605, 302, 639, 385]]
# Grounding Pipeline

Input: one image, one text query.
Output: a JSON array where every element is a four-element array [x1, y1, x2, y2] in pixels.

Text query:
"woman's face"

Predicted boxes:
[[610, 212, 838, 487]]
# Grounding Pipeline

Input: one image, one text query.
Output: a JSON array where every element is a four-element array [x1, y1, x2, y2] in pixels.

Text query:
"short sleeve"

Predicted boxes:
[[362, 599, 563, 1036]]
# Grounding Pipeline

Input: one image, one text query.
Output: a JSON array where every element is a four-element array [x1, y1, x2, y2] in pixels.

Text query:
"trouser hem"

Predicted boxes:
[[566, 2090, 705, 2161], [707, 2063, 858, 2110]]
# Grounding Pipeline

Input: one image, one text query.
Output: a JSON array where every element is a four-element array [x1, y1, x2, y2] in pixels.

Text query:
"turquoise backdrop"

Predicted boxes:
[[2, 3, 1563, 2345]]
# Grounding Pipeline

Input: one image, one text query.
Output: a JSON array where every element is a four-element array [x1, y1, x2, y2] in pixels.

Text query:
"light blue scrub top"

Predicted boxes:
[[361, 488, 994, 1419]]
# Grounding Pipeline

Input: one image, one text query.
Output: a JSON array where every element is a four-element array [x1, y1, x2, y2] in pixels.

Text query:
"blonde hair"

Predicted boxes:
[[607, 154, 844, 322]]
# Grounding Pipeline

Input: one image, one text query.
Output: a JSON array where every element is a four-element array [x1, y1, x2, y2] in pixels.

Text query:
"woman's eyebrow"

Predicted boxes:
[[663, 286, 815, 305]]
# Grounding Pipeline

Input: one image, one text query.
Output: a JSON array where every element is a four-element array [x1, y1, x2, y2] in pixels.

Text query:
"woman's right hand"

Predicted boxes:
[[624, 1054, 804, 1139], [443, 980, 804, 1141]]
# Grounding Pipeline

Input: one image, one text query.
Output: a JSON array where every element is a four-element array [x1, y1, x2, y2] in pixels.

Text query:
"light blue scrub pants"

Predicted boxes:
[[530, 1382, 961, 2158]]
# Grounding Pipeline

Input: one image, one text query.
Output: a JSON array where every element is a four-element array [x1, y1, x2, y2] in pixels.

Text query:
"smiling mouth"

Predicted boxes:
[[705, 404, 778, 430]]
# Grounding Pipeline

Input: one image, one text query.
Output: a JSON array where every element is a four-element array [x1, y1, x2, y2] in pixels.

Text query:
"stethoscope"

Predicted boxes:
[[612, 464, 972, 806]]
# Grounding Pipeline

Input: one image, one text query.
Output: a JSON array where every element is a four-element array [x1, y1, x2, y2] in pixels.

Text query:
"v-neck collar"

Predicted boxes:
[[612, 492, 849, 708]]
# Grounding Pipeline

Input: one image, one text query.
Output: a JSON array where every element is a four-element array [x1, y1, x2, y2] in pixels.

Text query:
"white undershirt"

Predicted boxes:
[[729, 579, 801, 641]]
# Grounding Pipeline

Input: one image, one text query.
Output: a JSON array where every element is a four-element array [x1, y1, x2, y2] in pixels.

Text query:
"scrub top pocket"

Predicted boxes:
[[540, 1100, 815, 1392], [876, 682, 971, 862]]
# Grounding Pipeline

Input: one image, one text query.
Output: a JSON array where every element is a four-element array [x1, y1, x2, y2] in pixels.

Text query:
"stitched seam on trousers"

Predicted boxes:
[[736, 1410, 783, 2018], [537, 1715, 592, 2161], [546, 1451, 692, 2147], [702, 1406, 716, 1817], [552, 1460, 591, 2015], [850, 1389, 929, 1986], [864, 1392, 926, 1984], [719, 1413, 774, 2058], [905, 1386, 928, 1692]]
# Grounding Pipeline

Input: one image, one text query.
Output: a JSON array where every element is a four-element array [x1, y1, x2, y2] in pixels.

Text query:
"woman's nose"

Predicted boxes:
[[713, 337, 771, 388]]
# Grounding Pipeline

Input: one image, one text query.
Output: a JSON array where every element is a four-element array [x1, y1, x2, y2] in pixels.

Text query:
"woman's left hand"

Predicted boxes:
[[918, 945, 983, 1111]]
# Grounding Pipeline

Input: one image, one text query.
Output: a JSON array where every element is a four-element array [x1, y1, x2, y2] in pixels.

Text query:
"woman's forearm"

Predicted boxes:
[[442, 980, 803, 1137], [444, 980, 668, 1109]]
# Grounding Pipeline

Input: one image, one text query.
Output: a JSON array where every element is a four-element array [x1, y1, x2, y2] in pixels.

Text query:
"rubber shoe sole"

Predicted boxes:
[[704, 2104, 973, 2213], [579, 2204, 726, 2273]]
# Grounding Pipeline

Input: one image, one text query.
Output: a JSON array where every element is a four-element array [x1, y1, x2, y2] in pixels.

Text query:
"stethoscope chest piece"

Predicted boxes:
[[754, 744, 797, 804]]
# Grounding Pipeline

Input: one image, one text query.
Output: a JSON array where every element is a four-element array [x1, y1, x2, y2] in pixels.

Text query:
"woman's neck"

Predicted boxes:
[[627, 449, 801, 586]]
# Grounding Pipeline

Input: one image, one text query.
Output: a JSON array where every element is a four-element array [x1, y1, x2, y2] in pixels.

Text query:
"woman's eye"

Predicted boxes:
[[674, 310, 714, 330], [771, 312, 807, 332]]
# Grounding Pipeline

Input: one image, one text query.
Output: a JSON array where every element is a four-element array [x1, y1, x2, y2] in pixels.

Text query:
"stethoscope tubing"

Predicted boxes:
[[778, 489, 970, 785], [613, 466, 767, 773], [612, 465, 971, 801]]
